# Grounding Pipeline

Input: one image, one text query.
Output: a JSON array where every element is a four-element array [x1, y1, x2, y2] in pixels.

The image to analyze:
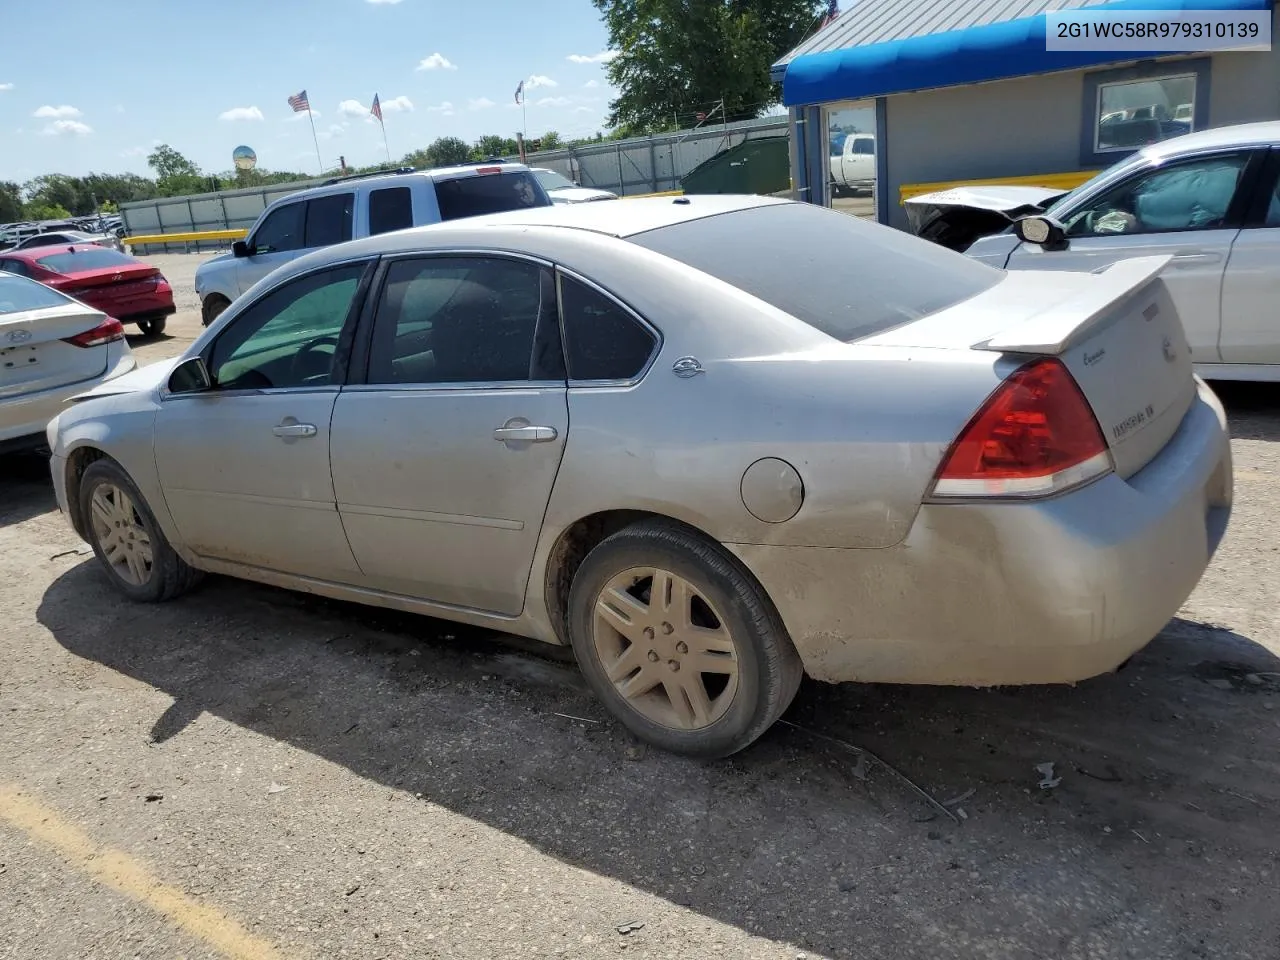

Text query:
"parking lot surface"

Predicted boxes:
[[1, 254, 1278, 959]]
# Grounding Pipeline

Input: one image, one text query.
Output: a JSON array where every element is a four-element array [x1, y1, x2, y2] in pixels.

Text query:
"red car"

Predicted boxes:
[[0, 244, 175, 338]]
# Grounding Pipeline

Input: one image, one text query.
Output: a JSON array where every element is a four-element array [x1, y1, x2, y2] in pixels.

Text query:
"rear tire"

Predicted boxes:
[[79, 458, 202, 603], [566, 519, 803, 759], [201, 295, 230, 327], [136, 316, 166, 338]]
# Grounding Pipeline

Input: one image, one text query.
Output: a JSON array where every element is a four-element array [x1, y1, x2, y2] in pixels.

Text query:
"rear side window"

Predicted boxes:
[[558, 275, 657, 381], [35, 248, 135, 272], [0, 273, 71, 314], [0, 258, 32, 278], [631, 203, 1002, 343], [434, 172, 550, 221], [253, 202, 305, 254], [853, 138, 874, 156], [369, 187, 414, 236], [304, 192, 355, 247]]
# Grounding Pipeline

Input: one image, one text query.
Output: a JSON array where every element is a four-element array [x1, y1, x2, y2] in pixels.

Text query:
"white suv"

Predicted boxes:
[[194, 163, 553, 325]]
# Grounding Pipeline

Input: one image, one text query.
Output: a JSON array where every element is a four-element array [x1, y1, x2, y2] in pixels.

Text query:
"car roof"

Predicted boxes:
[[1143, 120, 1280, 160]]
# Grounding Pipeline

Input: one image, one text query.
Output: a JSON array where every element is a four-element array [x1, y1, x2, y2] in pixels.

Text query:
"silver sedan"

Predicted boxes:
[[47, 195, 1233, 758]]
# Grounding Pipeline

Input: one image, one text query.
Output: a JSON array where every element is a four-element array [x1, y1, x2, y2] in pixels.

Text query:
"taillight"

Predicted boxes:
[[474, 166, 502, 175], [932, 357, 1112, 499], [62, 316, 125, 348]]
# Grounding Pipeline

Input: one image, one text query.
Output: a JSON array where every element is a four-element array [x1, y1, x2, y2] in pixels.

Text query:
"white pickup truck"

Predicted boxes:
[[829, 132, 875, 197], [193, 163, 552, 326]]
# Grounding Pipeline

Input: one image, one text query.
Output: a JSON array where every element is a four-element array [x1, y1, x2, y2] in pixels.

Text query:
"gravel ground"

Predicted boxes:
[[1, 254, 1278, 960]]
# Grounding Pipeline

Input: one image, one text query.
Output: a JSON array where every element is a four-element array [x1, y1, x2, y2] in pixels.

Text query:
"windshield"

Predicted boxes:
[[632, 203, 1003, 342], [35, 248, 136, 273], [534, 169, 577, 191], [1043, 151, 1150, 217], [0, 273, 72, 314]]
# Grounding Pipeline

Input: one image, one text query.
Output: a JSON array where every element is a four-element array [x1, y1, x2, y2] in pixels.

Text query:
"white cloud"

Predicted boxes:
[[566, 51, 618, 64], [584, 79, 600, 89], [120, 145, 148, 157], [33, 104, 81, 119], [427, 101, 455, 116], [41, 119, 92, 136], [416, 52, 456, 71], [574, 106, 594, 114], [287, 107, 320, 121], [468, 97, 495, 111], [538, 96, 571, 108], [381, 95, 414, 113], [219, 106, 264, 121], [0, 83, 14, 92], [526, 75, 557, 90], [338, 99, 372, 119], [318, 123, 346, 141]]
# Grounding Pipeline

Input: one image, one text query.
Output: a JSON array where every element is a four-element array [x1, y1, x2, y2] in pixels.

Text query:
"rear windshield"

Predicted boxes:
[[0, 273, 71, 314], [630, 203, 1003, 342], [434, 171, 551, 221], [35, 248, 136, 273]]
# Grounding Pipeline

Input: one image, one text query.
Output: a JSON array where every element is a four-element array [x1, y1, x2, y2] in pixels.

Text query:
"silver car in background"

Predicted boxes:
[[47, 196, 1231, 758], [0, 271, 135, 454]]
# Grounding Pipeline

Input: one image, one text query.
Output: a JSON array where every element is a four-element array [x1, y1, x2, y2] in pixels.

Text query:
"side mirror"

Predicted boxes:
[[168, 356, 212, 395], [1014, 215, 1068, 251], [231, 240, 251, 258]]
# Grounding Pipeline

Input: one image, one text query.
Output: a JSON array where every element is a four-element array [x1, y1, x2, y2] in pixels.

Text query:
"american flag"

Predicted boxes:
[[287, 90, 310, 113], [371, 94, 383, 123], [514, 80, 524, 105], [820, 0, 839, 28]]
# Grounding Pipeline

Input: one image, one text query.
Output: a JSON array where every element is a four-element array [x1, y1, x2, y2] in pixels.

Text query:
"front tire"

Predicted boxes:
[[79, 459, 202, 602], [201, 295, 230, 327], [567, 520, 803, 759]]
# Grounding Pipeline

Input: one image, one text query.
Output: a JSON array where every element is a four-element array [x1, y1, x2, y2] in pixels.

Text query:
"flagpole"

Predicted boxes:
[[307, 105, 324, 173], [379, 117, 392, 165]]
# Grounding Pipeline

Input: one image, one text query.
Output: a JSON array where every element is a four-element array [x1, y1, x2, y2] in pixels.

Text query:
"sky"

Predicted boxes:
[[0, 0, 619, 184]]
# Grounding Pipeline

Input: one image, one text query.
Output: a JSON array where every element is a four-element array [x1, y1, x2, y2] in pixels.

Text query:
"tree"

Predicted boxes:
[[473, 134, 519, 159], [147, 144, 206, 197], [0, 181, 26, 222], [24, 202, 73, 221], [425, 136, 474, 167], [593, 0, 823, 131], [23, 174, 90, 216], [539, 131, 563, 150]]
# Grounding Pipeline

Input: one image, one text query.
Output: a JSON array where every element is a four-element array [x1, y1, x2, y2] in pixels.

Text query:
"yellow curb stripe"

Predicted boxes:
[[0, 784, 289, 960]]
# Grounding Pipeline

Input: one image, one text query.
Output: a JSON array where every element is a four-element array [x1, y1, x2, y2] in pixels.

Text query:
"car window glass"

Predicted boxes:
[[559, 275, 656, 381], [208, 264, 365, 391], [853, 138, 874, 156], [0, 259, 32, 278], [0, 273, 70, 313], [367, 256, 554, 384], [304, 192, 355, 248], [251, 202, 305, 254], [1264, 174, 1280, 227], [1061, 153, 1249, 237], [433, 172, 549, 221], [368, 186, 414, 236], [35, 248, 135, 272]]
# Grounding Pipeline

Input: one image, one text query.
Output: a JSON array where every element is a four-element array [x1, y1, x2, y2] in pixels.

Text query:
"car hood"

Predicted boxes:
[[548, 186, 618, 203], [904, 184, 1068, 214], [71, 356, 180, 402]]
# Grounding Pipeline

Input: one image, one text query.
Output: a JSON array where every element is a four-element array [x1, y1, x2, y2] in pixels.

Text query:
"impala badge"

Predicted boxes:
[[4, 329, 32, 344]]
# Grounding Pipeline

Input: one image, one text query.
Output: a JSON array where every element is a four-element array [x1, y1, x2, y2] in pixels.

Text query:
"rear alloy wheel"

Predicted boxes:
[[201, 295, 230, 327], [136, 316, 166, 338], [79, 458, 201, 602], [567, 520, 803, 759]]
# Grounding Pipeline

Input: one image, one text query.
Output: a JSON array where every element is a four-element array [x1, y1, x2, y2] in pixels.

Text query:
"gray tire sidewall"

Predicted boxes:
[[201, 296, 229, 327], [567, 524, 779, 758], [79, 460, 170, 602]]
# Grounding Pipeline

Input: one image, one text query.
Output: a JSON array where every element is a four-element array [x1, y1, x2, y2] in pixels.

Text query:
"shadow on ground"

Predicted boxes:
[[37, 560, 1280, 958], [0, 451, 56, 527], [1213, 380, 1280, 442]]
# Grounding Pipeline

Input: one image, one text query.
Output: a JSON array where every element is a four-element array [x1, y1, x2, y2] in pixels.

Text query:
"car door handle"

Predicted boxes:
[[272, 422, 317, 439], [493, 425, 557, 443]]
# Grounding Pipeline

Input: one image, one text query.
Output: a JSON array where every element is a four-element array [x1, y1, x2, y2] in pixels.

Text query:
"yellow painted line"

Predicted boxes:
[[625, 189, 684, 198], [898, 170, 1101, 205], [0, 784, 289, 960], [126, 228, 248, 245]]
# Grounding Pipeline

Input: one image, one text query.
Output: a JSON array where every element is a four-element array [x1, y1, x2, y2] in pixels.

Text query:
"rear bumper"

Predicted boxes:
[[117, 300, 176, 325], [728, 378, 1232, 686], [0, 350, 136, 446]]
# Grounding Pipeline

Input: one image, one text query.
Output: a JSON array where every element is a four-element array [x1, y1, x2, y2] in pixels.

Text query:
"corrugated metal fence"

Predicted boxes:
[[120, 115, 791, 253]]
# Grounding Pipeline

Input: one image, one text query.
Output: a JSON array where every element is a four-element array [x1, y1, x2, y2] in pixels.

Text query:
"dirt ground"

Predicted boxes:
[[1, 254, 1278, 960]]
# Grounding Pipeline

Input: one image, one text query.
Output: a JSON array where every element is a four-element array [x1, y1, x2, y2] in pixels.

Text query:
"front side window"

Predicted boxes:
[[1060, 153, 1250, 238], [559, 275, 657, 381], [369, 186, 414, 236], [433, 171, 550, 221], [251, 202, 305, 255], [304, 192, 354, 248], [207, 263, 366, 390], [366, 256, 561, 384]]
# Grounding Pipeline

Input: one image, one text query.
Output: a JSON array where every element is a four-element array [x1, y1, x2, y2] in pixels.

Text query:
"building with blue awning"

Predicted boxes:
[[773, 0, 1278, 228]]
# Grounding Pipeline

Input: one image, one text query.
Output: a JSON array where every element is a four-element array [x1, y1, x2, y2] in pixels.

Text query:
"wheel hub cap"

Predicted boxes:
[[89, 483, 154, 587], [592, 567, 739, 731]]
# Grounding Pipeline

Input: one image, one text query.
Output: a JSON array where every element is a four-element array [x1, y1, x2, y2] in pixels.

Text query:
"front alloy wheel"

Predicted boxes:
[[89, 482, 154, 586]]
